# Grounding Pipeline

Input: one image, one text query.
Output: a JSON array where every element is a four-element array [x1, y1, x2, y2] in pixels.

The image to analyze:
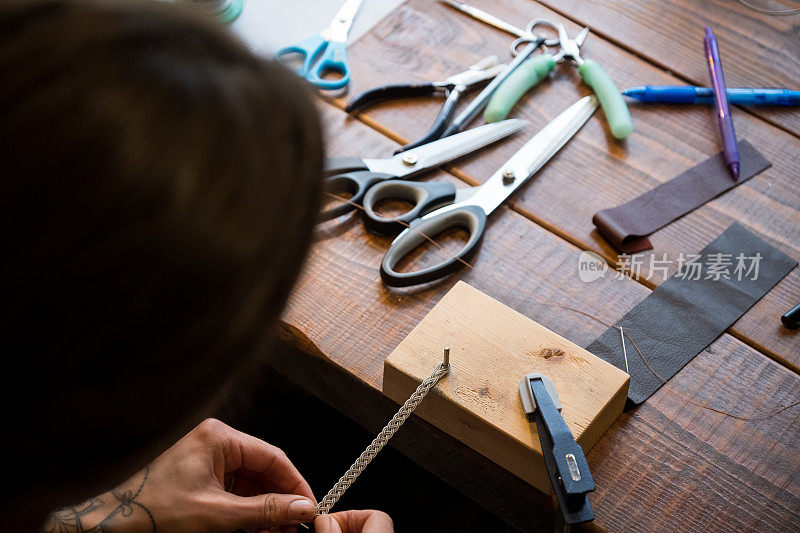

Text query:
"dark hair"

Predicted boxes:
[[0, 0, 322, 508]]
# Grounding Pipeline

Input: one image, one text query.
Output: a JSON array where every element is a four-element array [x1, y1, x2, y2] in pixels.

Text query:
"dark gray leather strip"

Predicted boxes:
[[593, 140, 771, 253], [586, 223, 797, 406]]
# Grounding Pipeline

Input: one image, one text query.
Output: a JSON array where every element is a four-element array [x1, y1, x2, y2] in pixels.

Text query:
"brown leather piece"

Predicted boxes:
[[592, 140, 771, 253]]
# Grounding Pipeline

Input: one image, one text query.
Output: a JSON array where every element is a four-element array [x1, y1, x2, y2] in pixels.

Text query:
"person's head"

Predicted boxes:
[[0, 0, 323, 523]]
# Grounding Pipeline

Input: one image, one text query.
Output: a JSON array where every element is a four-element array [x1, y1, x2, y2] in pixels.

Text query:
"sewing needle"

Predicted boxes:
[[618, 326, 629, 374]]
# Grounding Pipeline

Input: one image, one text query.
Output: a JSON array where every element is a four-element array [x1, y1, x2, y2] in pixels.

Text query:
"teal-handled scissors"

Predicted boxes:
[[275, 0, 363, 90]]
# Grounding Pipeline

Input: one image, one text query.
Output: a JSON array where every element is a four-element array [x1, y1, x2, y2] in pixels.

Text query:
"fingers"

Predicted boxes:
[[198, 419, 315, 502], [315, 515, 343, 533], [314, 510, 394, 533], [225, 492, 316, 530]]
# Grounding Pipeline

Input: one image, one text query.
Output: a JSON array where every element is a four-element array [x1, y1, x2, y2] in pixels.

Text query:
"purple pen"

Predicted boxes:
[[704, 26, 739, 179]]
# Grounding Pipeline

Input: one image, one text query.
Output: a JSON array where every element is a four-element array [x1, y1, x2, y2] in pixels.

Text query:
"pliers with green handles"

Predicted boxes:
[[484, 19, 633, 140]]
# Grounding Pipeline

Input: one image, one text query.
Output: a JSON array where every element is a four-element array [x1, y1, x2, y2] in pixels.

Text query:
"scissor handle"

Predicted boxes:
[[509, 20, 555, 58], [319, 171, 392, 221], [324, 156, 368, 176], [362, 180, 457, 235], [523, 19, 562, 49], [304, 40, 351, 90], [275, 33, 327, 77], [380, 204, 486, 287], [510, 36, 536, 57]]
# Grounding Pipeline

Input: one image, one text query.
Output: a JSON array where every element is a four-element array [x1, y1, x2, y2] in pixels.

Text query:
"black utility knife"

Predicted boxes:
[[519, 372, 595, 527]]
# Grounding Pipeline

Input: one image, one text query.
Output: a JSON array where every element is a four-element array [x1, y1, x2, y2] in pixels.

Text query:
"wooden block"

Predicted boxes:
[[382, 281, 629, 493]]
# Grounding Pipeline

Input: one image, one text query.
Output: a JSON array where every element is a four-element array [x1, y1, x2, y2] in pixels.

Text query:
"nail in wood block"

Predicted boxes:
[[382, 281, 629, 494]]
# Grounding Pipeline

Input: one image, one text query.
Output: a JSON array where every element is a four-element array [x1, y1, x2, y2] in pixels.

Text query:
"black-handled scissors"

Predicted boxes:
[[320, 119, 527, 221], [372, 96, 599, 287], [345, 56, 506, 153]]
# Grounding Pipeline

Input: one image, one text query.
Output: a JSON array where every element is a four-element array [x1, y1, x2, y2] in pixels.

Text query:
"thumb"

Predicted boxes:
[[225, 492, 317, 529]]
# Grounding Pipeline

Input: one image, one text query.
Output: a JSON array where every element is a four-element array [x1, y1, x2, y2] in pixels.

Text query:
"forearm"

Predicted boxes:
[[42, 467, 155, 533], [41, 419, 322, 533]]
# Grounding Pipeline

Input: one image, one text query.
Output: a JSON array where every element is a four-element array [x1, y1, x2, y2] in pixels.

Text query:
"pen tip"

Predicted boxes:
[[729, 163, 740, 179], [704, 26, 713, 37]]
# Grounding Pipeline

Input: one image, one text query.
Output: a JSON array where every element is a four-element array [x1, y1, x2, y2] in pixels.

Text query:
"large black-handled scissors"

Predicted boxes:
[[365, 96, 598, 287], [320, 119, 528, 221]]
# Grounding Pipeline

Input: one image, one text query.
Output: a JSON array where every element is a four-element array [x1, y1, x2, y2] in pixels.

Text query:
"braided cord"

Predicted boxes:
[[316, 362, 450, 515]]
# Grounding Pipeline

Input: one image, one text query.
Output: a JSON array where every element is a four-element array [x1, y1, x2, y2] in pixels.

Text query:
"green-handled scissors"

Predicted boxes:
[[275, 0, 363, 90]]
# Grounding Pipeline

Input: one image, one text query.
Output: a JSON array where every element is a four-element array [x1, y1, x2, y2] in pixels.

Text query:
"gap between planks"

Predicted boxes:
[[316, 96, 799, 378]]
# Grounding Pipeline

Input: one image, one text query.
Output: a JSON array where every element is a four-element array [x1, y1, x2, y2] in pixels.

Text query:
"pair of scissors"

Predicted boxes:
[[320, 119, 528, 221], [345, 56, 507, 153], [364, 96, 598, 287], [275, 0, 363, 90], [440, 0, 559, 56]]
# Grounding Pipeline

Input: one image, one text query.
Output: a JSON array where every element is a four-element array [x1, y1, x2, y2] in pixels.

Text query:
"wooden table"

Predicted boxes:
[[272, 1, 800, 530]]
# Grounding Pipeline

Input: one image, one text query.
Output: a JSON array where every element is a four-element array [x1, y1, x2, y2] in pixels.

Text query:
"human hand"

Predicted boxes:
[[43, 419, 317, 533], [313, 510, 393, 533]]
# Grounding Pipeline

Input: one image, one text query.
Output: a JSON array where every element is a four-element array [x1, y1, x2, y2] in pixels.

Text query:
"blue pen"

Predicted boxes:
[[623, 86, 800, 106]]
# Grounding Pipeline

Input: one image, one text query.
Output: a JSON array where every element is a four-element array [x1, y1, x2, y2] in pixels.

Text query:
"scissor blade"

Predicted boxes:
[[467, 96, 599, 215], [364, 119, 528, 178], [439, 0, 527, 38], [329, 0, 364, 42]]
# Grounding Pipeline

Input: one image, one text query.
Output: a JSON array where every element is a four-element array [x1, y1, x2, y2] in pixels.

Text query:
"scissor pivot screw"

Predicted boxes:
[[502, 169, 516, 184], [401, 153, 419, 166]]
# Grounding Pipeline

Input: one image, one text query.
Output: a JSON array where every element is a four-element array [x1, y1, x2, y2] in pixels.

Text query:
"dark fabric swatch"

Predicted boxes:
[[593, 140, 771, 253], [586, 223, 796, 407]]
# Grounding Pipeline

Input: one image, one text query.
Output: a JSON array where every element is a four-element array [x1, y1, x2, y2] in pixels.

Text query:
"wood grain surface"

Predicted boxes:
[[383, 281, 629, 492], [328, 0, 800, 369], [278, 97, 800, 531]]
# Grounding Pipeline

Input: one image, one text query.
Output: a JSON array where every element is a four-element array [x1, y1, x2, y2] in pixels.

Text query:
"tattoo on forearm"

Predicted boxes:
[[43, 466, 156, 533]]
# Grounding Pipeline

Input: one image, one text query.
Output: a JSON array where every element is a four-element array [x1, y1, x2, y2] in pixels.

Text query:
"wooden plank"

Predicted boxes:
[[383, 281, 629, 493], [281, 100, 800, 531], [534, 0, 800, 137], [332, 0, 800, 369], [588, 334, 800, 532]]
